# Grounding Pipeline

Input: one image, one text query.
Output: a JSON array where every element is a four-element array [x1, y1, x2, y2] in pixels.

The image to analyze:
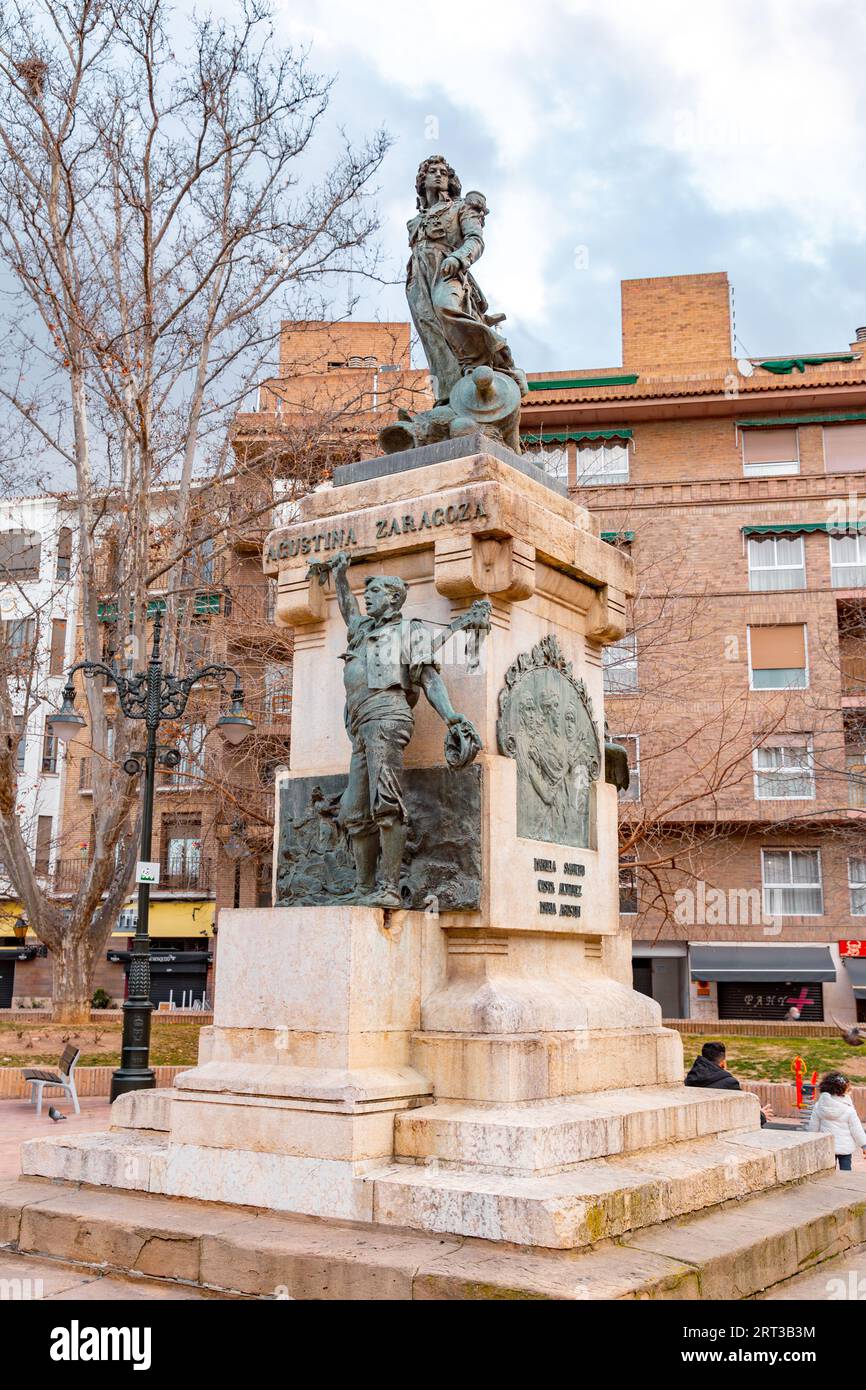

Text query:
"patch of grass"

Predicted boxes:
[[679, 1033, 866, 1085], [0, 1019, 203, 1068]]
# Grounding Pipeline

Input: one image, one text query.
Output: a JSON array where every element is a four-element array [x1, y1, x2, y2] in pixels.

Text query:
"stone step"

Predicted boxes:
[[2, 1166, 866, 1299], [20, 1131, 170, 1194], [371, 1129, 835, 1248], [394, 1085, 760, 1174]]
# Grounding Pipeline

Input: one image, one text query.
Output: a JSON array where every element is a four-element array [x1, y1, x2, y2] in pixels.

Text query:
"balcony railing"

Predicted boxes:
[[158, 859, 212, 892], [224, 583, 277, 628], [53, 858, 89, 893], [93, 558, 120, 594], [848, 757, 866, 809]]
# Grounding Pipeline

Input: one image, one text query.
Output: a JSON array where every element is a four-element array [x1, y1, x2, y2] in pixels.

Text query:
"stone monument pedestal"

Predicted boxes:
[[19, 441, 836, 1285]]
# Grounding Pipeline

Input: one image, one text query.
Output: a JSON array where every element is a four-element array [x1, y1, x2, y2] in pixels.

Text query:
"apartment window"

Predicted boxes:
[[741, 428, 799, 477], [575, 440, 630, 486], [34, 815, 52, 875], [264, 664, 292, 717], [762, 848, 823, 917], [41, 722, 58, 774], [849, 858, 866, 916], [55, 527, 72, 580], [48, 619, 67, 676], [169, 722, 206, 787], [522, 444, 569, 481], [182, 534, 216, 589], [847, 748, 866, 809], [830, 533, 866, 588], [0, 530, 42, 580], [824, 423, 866, 474], [13, 715, 26, 773], [748, 535, 805, 591], [603, 631, 638, 693], [614, 734, 640, 802], [184, 622, 210, 668], [162, 818, 202, 885], [2, 616, 36, 657], [619, 857, 638, 914], [748, 624, 807, 689], [753, 737, 814, 799]]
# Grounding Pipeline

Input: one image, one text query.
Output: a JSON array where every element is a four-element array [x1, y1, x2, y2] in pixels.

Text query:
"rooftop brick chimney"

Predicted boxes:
[[621, 271, 733, 370]]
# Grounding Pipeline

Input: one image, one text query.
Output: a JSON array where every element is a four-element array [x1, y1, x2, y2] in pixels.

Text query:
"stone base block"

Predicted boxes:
[[173, 1059, 430, 1109], [411, 1026, 683, 1102], [110, 1088, 174, 1133], [370, 1129, 835, 1249], [394, 1085, 760, 1175]]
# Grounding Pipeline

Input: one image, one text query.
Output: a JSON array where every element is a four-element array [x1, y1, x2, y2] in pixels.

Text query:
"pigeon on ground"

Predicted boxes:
[[832, 1016, 865, 1046], [47, 1106, 67, 1122]]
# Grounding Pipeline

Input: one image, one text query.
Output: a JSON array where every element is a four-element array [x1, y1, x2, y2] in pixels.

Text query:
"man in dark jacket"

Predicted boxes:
[[685, 1041, 772, 1125]]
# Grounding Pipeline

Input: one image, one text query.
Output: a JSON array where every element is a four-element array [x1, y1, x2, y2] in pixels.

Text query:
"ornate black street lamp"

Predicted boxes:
[[50, 608, 254, 1100]]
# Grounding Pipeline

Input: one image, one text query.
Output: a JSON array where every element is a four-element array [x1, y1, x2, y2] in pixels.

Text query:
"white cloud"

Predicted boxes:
[[264, 0, 866, 363]]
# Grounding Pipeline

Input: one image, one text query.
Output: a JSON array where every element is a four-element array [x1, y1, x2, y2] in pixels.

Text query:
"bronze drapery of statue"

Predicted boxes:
[[378, 155, 526, 456], [406, 155, 526, 404]]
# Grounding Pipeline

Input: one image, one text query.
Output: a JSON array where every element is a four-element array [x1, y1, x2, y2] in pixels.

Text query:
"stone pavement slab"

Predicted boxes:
[[0, 1096, 111, 1181], [0, 1251, 231, 1299]]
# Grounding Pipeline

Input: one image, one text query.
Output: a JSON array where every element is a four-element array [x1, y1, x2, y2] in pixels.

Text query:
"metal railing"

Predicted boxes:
[[848, 757, 866, 809], [158, 859, 212, 892], [223, 583, 277, 628], [53, 858, 88, 893]]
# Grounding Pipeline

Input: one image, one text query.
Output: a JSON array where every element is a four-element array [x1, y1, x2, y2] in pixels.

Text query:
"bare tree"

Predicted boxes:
[[0, 0, 389, 1019]]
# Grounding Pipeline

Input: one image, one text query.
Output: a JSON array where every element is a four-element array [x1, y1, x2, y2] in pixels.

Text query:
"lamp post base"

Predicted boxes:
[[110, 993, 156, 1102], [110, 1068, 157, 1102]]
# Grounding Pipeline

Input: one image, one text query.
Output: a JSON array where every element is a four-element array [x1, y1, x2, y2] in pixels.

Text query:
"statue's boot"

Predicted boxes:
[[349, 829, 380, 898], [374, 820, 408, 909]]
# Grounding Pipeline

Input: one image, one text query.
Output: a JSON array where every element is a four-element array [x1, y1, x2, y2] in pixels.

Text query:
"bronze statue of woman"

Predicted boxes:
[[406, 155, 526, 404]]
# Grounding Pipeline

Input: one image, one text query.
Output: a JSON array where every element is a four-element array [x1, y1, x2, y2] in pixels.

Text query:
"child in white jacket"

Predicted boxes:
[[808, 1072, 866, 1171]]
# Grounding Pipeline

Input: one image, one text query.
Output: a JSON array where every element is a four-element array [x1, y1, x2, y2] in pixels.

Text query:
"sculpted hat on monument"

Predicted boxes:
[[378, 154, 526, 456]]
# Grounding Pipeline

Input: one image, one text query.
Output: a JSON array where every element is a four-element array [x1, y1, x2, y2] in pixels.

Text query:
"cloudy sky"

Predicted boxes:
[[268, 0, 866, 374]]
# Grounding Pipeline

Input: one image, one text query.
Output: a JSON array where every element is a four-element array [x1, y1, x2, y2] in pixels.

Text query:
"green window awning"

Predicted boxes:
[[97, 595, 221, 622], [742, 522, 866, 537], [690, 945, 835, 983], [527, 373, 639, 392], [737, 411, 866, 429], [601, 530, 635, 543], [756, 355, 858, 375], [522, 428, 633, 444]]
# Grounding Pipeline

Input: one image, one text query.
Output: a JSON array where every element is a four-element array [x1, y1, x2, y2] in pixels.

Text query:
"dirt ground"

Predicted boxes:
[[0, 1020, 203, 1067]]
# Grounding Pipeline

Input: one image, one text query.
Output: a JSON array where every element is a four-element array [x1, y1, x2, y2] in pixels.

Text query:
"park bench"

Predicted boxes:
[[21, 1043, 81, 1116]]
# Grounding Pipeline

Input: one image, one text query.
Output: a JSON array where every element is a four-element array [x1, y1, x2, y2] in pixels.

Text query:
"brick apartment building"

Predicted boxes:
[[521, 272, 866, 1024]]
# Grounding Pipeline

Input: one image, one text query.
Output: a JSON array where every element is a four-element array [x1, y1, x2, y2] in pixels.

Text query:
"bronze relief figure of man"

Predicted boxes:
[[323, 551, 485, 909], [407, 154, 527, 403]]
